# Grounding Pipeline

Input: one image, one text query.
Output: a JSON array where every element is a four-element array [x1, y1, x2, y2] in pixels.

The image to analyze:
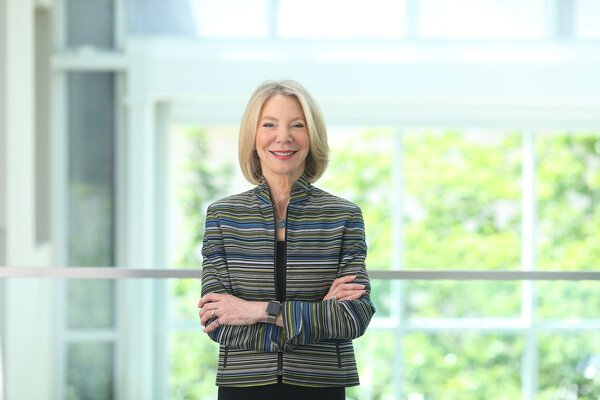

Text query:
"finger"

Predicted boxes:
[[337, 289, 366, 301], [198, 292, 224, 308], [200, 304, 219, 325], [198, 305, 214, 323], [200, 312, 210, 326], [203, 318, 220, 333], [198, 293, 218, 308], [340, 283, 366, 291], [337, 275, 357, 284], [201, 312, 216, 326], [330, 275, 356, 290]]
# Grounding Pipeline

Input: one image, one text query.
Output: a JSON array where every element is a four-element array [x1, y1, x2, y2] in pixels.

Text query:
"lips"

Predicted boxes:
[[271, 150, 297, 156], [269, 150, 297, 160]]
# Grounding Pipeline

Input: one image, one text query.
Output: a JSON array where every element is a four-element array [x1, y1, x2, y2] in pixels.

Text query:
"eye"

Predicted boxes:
[[262, 122, 275, 128], [292, 123, 305, 128]]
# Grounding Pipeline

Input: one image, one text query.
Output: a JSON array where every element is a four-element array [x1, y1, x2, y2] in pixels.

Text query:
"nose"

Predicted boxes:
[[275, 127, 292, 143]]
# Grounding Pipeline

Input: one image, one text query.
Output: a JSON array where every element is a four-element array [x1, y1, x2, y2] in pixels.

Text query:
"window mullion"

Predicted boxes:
[[521, 130, 538, 400], [404, 0, 418, 40], [393, 128, 405, 399]]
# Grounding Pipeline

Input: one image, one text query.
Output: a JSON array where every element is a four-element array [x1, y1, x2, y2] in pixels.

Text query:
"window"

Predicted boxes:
[[278, 0, 406, 38], [575, 0, 600, 38], [65, 71, 117, 399], [163, 126, 600, 399], [417, 0, 545, 39]]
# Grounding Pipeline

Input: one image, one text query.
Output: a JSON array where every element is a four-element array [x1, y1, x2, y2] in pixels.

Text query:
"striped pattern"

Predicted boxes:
[[201, 174, 376, 387]]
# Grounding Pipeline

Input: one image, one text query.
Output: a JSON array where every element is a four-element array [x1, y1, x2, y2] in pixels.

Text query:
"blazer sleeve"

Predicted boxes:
[[281, 207, 376, 349], [201, 206, 283, 352]]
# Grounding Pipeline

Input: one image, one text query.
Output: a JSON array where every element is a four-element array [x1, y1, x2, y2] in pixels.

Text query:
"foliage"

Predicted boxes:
[[169, 332, 219, 400], [403, 333, 523, 400], [537, 334, 600, 400], [321, 129, 394, 271], [168, 126, 233, 399]]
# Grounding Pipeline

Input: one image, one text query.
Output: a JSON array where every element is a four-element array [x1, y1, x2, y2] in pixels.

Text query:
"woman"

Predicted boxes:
[[198, 80, 376, 399]]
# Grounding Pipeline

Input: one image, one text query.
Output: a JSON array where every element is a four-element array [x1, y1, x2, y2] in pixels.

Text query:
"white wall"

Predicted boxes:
[[0, 0, 8, 265], [0, 0, 7, 396]]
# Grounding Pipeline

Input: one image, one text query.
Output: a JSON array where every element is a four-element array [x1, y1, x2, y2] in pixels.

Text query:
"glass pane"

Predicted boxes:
[[67, 342, 114, 399], [127, 0, 267, 37], [537, 280, 600, 320], [371, 280, 392, 318], [170, 277, 203, 324], [68, 72, 115, 268], [403, 333, 524, 399], [417, 0, 544, 39], [278, 0, 405, 38], [127, 0, 197, 36], [575, 0, 600, 38], [406, 281, 521, 318], [538, 333, 600, 399], [321, 128, 394, 270], [404, 130, 522, 270], [168, 125, 239, 270], [66, 0, 114, 49], [68, 280, 115, 329], [191, 0, 268, 38], [536, 132, 600, 271], [347, 330, 396, 399], [169, 330, 219, 399]]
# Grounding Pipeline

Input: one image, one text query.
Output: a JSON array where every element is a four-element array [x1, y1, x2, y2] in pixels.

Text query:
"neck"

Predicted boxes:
[[263, 173, 300, 217]]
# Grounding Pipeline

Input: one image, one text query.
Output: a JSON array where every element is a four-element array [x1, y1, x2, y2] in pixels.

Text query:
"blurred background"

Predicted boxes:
[[1, 0, 600, 399]]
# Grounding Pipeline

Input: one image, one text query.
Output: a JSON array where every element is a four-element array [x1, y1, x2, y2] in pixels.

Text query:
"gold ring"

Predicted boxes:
[[211, 309, 215, 317]]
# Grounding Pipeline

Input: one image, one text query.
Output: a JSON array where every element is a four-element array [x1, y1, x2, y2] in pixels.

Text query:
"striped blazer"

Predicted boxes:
[[201, 173, 376, 387]]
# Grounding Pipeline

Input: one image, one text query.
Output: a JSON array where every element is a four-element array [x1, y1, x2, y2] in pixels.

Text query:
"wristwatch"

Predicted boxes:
[[266, 301, 282, 324]]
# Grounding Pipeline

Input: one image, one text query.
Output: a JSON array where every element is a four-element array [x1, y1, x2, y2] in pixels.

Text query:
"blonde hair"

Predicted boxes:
[[238, 80, 329, 185]]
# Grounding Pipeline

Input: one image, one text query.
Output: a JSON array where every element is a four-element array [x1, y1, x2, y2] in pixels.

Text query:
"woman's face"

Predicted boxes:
[[255, 94, 310, 184]]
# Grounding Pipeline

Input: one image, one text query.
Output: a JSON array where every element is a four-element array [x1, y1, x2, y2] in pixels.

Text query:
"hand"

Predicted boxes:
[[323, 275, 366, 302], [198, 293, 265, 333]]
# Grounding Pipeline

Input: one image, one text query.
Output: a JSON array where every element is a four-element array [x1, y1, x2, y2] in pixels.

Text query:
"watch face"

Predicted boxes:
[[267, 302, 281, 315]]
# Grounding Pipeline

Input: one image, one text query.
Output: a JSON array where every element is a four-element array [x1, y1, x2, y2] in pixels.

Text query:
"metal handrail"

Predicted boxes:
[[0, 267, 599, 280]]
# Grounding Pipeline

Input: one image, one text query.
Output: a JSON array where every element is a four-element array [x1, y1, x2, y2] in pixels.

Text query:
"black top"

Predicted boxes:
[[276, 240, 286, 302]]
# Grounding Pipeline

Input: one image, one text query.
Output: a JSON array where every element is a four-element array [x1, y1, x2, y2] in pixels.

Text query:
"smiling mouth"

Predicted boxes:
[[270, 151, 297, 156]]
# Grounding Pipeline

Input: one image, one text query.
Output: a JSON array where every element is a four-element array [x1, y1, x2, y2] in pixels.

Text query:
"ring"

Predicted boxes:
[[215, 318, 219, 326], [211, 309, 215, 317], [332, 295, 337, 301]]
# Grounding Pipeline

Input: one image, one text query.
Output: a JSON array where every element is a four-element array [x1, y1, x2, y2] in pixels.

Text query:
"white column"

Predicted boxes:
[[117, 58, 158, 398], [521, 131, 538, 400], [1, 0, 54, 399]]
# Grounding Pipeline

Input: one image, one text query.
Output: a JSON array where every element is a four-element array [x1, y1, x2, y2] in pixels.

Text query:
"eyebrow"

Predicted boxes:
[[260, 115, 306, 122]]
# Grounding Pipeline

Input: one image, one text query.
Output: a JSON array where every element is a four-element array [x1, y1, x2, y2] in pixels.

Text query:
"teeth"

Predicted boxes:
[[273, 151, 295, 156]]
